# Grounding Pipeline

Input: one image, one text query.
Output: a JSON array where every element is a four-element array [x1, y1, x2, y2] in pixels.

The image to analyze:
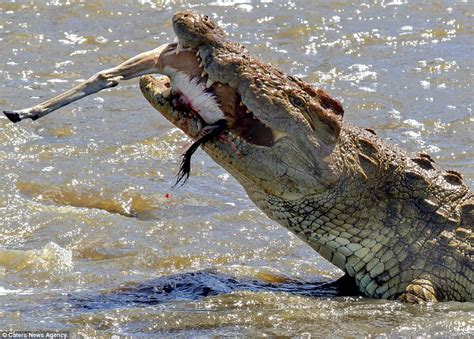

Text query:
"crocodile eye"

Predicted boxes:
[[290, 95, 306, 109]]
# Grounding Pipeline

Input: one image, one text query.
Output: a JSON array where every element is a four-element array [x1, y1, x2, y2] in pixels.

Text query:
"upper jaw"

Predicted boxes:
[[172, 11, 226, 50], [148, 40, 279, 148]]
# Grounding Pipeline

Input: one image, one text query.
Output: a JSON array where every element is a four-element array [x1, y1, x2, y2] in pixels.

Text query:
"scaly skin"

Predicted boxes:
[[140, 11, 473, 302]]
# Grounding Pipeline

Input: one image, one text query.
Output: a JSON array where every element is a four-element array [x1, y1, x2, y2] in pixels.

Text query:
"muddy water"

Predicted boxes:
[[0, 0, 472, 337]]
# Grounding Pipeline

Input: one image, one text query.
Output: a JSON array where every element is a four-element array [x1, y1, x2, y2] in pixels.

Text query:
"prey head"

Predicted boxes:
[[142, 11, 345, 200]]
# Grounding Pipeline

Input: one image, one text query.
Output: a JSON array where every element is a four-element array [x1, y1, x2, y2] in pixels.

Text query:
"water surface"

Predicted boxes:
[[0, 0, 473, 337]]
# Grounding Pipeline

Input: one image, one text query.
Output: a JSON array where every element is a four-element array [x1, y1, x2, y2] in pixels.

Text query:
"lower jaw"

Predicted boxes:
[[140, 74, 246, 149], [139, 75, 204, 139], [140, 74, 270, 155], [139, 74, 253, 173]]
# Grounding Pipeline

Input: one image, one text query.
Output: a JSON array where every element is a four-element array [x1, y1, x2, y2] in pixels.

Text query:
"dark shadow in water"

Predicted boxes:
[[71, 270, 358, 310]]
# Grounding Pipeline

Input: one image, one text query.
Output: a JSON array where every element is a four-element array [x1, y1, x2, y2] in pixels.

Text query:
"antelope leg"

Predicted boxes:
[[3, 43, 173, 123]]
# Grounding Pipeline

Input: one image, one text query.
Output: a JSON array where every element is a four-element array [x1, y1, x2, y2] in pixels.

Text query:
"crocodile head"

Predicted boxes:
[[140, 11, 345, 200]]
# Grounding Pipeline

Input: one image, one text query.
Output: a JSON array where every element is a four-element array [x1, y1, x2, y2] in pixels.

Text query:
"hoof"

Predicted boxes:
[[3, 111, 22, 123]]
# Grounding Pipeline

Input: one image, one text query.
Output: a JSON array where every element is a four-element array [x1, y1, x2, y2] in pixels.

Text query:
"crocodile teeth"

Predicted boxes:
[[196, 50, 200, 57], [201, 70, 208, 77], [162, 88, 171, 98], [199, 60, 204, 68], [206, 78, 214, 88], [239, 101, 244, 107], [175, 42, 183, 55]]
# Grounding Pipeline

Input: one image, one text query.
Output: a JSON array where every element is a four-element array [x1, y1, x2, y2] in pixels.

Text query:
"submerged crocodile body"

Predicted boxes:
[[140, 12, 473, 302], [4, 11, 472, 302]]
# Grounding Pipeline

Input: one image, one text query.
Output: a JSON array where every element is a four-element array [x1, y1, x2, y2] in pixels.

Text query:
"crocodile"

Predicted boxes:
[[4, 11, 473, 302]]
